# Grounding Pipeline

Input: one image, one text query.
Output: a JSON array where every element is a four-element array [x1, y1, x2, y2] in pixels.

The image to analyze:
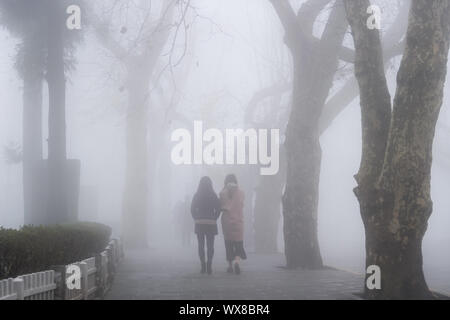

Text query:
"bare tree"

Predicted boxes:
[[345, 0, 450, 299], [266, 0, 408, 268], [92, 0, 192, 247], [269, 0, 348, 269]]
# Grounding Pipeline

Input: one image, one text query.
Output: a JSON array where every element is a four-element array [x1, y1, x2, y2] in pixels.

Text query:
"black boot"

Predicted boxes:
[[207, 261, 212, 275], [201, 262, 206, 274], [234, 262, 241, 275]]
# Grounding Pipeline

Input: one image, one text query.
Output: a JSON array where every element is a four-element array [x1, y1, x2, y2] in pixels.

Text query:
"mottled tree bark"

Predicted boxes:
[[271, 0, 348, 269], [345, 0, 450, 299]]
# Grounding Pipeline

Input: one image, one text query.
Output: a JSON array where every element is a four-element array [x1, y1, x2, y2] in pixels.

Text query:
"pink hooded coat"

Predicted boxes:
[[220, 183, 245, 242]]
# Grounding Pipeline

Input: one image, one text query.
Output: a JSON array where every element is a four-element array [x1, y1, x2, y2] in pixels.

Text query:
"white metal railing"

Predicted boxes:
[[0, 278, 18, 300]]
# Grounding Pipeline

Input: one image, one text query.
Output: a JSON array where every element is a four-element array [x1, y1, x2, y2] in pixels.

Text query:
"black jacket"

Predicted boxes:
[[192, 191, 220, 235], [191, 191, 221, 221]]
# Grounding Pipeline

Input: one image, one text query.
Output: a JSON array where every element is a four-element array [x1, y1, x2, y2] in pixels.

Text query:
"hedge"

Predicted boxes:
[[0, 222, 112, 279]]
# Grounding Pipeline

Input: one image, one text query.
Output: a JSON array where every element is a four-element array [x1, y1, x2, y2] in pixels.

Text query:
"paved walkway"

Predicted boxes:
[[107, 245, 364, 300]]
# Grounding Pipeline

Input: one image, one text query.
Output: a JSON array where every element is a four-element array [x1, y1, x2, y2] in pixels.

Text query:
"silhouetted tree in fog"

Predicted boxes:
[[92, 0, 190, 247], [345, 0, 450, 299], [269, 0, 349, 269], [46, 0, 69, 224], [0, 0, 46, 225], [246, 81, 288, 253], [46, 0, 83, 224], [0, 0, 83, 224], [267, 0, 408, 269]]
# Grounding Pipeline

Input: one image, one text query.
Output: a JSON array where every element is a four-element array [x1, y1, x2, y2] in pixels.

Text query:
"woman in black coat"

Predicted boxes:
[[191, 176, 221, 274]]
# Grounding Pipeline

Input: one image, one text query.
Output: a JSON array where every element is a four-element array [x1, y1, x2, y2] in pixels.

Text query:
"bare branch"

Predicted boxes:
[[319, 0, 410, 132], [141, 0, 178, 60], [245, 82, 291, 125], [297, 0, 333, 35], [268, 0, 307, 53], [343, 0, 392, 184], [91, 16, 128, 61]]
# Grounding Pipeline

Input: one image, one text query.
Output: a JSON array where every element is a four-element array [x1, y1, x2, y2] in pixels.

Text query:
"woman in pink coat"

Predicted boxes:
[[220, 174, 247, 274]]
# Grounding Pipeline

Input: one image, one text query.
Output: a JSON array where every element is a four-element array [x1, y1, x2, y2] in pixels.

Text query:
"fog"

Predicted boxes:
[[1, 0, 449, 294]]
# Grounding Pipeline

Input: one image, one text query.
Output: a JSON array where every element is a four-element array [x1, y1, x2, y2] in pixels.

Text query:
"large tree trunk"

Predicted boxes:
[[283, 70, 323, 267], [122, 67, 150, 248], [343, 0, 393, 298], [46, 1, 68, 224], [254, 167, 284, 253], [345, 0, 450, 299], [251, 95, 286, 254], [93, 1, 176, 246], [281, 3, 348, 269], [22, 37, 44, 225], [369, 0, 450, 299]]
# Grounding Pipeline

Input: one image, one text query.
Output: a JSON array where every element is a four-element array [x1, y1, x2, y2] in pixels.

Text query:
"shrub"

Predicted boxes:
[[0, 222, 111, 279]]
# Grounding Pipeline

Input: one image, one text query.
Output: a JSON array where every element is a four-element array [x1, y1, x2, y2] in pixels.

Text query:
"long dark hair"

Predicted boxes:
[[197, 176, 214, 196]]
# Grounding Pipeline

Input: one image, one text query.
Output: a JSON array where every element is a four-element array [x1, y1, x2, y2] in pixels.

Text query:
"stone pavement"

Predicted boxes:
[[106, 244, 364, 300], [424, 264, 450, 297]]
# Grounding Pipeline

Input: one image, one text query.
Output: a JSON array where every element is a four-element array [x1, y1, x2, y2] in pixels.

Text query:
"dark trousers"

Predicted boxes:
[[225, 240, 247, 262], [197, 233, 215, 263]]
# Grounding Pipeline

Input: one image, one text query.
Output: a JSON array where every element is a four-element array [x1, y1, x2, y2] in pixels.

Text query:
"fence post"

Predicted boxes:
[[110, 242, 117, 267], [102, 252, 110, 293], [51, 265, 67, 300], [106, 246, 116, 278], [13, 278, 24, 300], [95, 253, 105, 299], [79, 262, 88, 300]]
